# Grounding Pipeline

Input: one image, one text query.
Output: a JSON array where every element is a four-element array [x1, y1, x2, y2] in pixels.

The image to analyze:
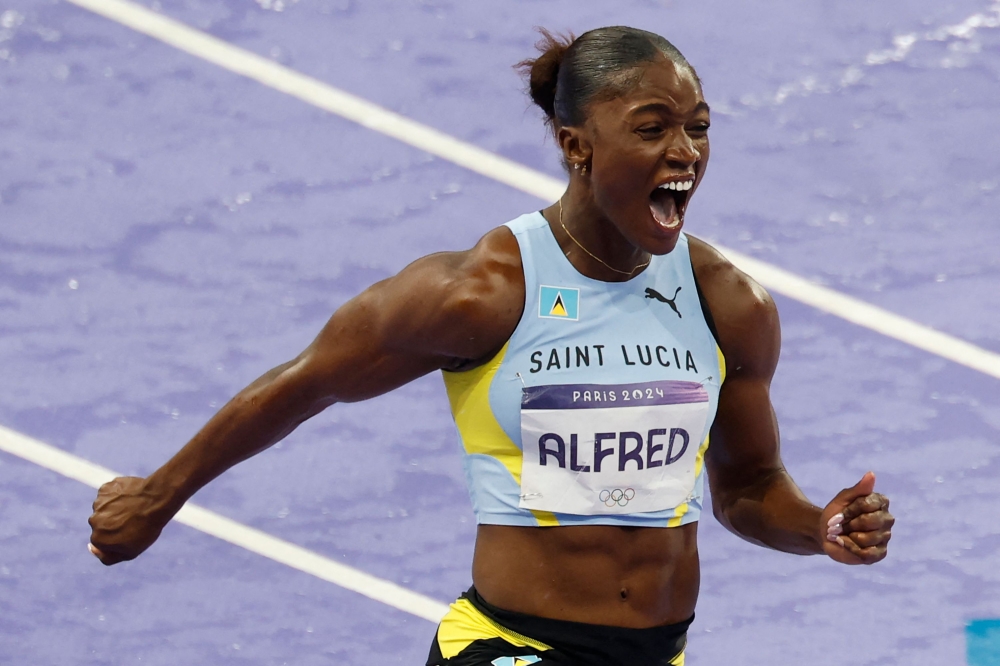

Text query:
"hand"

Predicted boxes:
[[819, 471, 893, 565], [88, 476, 174, 566]]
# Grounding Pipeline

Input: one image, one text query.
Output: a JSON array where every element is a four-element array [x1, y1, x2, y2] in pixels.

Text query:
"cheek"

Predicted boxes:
[[592, 149, 657, 206], [590, 159, 626, 206], [695, 138, 710, 174]]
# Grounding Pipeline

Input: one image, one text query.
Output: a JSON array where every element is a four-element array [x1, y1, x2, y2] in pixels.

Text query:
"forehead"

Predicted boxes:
[[593, 59, 705, 118]]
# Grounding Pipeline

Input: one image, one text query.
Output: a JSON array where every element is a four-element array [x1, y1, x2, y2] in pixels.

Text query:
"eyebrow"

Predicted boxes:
[[632, 101, 711, 117]]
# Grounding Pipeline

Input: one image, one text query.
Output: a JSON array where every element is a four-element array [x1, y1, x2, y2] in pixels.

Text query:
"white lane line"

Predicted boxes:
[[0, 424, 450, 623], [63, 0, 1000, 380], [65, 0, 563, 202], [724, 251, 1000, 378]]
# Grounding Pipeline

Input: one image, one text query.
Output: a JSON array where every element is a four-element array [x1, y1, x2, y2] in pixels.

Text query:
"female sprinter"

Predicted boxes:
[[88, 26, 894, 665]]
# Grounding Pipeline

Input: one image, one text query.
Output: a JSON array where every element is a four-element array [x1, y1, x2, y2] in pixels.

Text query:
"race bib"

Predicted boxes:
[[519, 380, 709, 515]]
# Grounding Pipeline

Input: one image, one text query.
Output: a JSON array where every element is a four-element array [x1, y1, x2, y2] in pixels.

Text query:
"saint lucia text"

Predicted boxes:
[[528, 344, 700, 373]]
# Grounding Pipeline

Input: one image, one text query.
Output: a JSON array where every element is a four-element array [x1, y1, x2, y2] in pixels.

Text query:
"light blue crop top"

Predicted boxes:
[[442, 212, 725, 527]]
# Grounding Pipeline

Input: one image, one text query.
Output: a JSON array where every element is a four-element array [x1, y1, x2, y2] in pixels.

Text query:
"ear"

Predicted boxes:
[[557, 125, 592, 171]]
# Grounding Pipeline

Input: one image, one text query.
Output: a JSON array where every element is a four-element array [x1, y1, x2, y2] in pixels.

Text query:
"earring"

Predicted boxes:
[[581, 164, 588, 176], [573, 163, 580, 171]]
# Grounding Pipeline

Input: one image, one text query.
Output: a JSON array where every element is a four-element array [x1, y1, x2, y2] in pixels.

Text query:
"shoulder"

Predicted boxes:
[[374, 224, 525, 368], [687, 235, 779, 379]]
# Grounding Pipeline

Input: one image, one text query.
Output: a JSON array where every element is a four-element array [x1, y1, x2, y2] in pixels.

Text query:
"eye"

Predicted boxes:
[[636, 125, 664, 139], [687, 122, 711, 136]]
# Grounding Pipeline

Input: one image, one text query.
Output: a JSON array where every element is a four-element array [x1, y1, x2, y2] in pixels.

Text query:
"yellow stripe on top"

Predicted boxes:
[[667, 344, 726, 528], [442, 343, 559, 527], [443, 343, 520, 478], [717, 344, 727, 384]]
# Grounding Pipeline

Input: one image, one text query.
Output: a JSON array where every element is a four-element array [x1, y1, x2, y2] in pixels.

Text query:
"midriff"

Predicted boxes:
[[471, 522, 699, 628]]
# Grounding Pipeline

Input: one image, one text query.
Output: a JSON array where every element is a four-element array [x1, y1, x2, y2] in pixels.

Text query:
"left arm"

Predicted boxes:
[[692, 238, 893, 565]]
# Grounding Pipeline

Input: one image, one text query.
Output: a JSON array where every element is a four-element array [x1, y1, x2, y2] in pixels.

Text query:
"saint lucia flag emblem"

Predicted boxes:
[[491, 657, 542, 666], [539, 285, 580, 321]]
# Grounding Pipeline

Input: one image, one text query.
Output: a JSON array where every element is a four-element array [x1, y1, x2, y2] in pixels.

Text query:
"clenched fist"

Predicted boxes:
[[88, 476, 176, 566], [820, 471, 894, 565]]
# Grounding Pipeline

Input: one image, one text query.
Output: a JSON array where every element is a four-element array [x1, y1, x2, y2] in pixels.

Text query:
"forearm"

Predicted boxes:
[[144, 358, 331, 513], [714, 469, 824, 555]]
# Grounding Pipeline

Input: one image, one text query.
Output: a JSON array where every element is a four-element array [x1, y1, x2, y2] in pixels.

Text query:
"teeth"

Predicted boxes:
[[659, 181, 694, 192]]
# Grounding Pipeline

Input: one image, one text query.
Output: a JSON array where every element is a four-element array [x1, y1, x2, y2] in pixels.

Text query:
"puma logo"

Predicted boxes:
[[644, 287, 682, 318]]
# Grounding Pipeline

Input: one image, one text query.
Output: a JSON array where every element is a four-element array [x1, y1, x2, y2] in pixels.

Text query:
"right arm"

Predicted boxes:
[[88, 227, 525, 565]]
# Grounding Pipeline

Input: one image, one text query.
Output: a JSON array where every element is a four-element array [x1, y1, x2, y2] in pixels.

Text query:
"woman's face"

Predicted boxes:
[[577, 58, 710, 255]]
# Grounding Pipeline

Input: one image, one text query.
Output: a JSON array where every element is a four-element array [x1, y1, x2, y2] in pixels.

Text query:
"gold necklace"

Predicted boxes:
[[558, 199, 651, 277]]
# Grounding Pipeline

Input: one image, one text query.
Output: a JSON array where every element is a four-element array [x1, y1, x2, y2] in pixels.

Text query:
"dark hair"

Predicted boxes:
[[517, 26, 696, 128]]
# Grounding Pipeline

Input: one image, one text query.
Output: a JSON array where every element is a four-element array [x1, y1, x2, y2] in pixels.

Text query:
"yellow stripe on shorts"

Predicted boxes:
[[435, 598, 552, 659]]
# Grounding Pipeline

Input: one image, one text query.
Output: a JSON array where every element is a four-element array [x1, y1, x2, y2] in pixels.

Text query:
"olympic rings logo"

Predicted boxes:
[[599, 488, 636, 507]]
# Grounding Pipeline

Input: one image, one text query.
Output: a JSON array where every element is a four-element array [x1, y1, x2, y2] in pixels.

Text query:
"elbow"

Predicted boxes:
[[288, 355, 338, 419], [255, 355, 336, 424], [710, 493, 734, 531]]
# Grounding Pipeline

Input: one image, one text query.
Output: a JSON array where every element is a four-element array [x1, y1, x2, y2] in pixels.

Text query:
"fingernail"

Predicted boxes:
[[827, 513, 844, 527], [87, 543, 96, 555], [827, 534, 839, 543], [827, 524, 843, 536], [836, 536, 845, 547]]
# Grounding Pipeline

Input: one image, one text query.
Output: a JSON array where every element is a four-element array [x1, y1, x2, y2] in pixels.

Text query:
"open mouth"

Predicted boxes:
[[649, 180, 693, 231]]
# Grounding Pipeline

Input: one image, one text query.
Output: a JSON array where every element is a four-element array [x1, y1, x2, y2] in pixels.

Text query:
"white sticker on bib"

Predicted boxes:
[[519, 380, 709, 515]]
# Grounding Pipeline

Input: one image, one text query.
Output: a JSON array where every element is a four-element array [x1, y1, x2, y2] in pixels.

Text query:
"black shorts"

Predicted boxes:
[[427, 587, 691, 666]]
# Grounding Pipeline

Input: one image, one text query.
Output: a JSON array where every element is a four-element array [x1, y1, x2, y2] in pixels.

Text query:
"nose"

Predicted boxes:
[[664, 129, 700, 169]]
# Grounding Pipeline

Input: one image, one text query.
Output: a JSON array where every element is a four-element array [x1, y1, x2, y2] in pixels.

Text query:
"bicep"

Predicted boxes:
[[702, 270, 784, 501], [289, 247, 520, 406], [292, 279, 456, 405]]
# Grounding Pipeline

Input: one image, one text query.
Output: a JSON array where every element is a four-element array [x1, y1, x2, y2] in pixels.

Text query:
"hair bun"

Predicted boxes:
[[516, 29, 575, 123]]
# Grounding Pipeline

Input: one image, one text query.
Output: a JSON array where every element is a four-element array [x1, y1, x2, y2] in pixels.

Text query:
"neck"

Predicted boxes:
[[545, 188, 650, 282]]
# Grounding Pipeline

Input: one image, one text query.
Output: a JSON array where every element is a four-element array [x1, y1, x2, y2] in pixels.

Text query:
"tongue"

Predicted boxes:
[[650, 189, 678, 227]]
